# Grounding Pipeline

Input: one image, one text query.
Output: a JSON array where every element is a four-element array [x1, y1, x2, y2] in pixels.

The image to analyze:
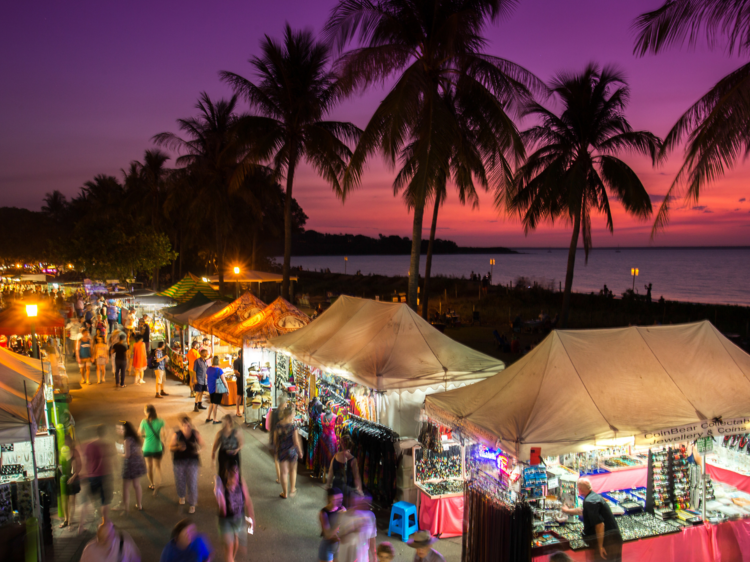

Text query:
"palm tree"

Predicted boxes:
[[127, 149, 171, 289], [154, 93, 257, 294], [220, 24, 361, 300], [634, 0, 750, 234], [325, 0, 540, 310], [504, 64, 661, 327]]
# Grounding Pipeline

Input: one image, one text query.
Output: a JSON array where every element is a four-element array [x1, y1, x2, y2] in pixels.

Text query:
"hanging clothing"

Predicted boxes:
[[320, 414, 338, 473]]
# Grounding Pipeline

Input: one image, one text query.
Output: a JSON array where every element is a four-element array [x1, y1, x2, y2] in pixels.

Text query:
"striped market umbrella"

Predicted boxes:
[[159, 273, 221, 303]]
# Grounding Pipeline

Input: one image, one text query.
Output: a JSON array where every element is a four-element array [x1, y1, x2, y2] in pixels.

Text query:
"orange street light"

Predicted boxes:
[[26, 304, 39, 359], [26, 304, 38, 317], [344, 257, 348, 275], [233, 266, 240, 275]]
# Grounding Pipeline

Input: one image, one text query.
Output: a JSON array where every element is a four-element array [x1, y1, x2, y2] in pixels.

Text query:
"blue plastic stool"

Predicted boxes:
[[388, 501, 419, 542]]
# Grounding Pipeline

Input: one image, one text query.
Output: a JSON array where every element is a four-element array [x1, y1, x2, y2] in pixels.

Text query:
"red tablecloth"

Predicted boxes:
[[587, 466, 648, 494], [418, 491, 464, 538], [532, 519, 750, 562], [706, 463, 750, 495]]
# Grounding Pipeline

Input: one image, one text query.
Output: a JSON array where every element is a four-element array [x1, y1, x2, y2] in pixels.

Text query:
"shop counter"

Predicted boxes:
[[221, 379, 238, 406], [418, 490, 464, 538], [706, 462, 750, 495], [532, 518, 750, 562], [587, 466, 647, 494]]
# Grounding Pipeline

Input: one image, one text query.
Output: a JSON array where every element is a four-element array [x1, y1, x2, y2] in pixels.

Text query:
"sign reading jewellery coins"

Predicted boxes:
[[0, 435, 56, 483], [636, 417, 750, 447]]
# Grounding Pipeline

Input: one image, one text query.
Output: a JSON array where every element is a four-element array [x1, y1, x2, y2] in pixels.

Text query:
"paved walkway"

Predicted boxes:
[[50, 359, 461, 561]]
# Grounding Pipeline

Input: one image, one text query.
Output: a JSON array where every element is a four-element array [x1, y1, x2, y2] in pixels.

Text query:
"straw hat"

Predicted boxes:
[[407, 531, 437, 549]]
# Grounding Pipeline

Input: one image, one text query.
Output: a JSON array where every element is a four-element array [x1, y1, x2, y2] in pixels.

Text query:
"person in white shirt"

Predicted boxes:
[[338, 494, 377, 562], [66, 317, 83, 360]]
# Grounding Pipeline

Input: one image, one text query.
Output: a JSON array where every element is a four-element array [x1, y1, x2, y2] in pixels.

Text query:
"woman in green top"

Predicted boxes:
[[139, 404, 166, 495]]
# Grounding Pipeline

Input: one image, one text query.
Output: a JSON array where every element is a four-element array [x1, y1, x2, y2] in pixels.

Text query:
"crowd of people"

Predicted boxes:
[[17, 287, 450, 562]]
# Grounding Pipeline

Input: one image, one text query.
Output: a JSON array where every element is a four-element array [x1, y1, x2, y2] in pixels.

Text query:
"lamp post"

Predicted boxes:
[[344, 256, 348, 275], [489, 259, 495, 284], [233, 267, 240, 300], [26, 304, 38, 359], [631, 268, 639, 291]]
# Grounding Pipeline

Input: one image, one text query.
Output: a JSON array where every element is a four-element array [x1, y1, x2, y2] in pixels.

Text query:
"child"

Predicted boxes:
[[377, 542, 396, 562]]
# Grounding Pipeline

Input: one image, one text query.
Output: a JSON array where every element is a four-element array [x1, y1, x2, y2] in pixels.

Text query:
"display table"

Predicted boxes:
[[532, 518, 750, 562], [418, 490, 464, 538], [221, 379, 238, 406], [706, 462, 750, 495], [587, 466, 647, 494]]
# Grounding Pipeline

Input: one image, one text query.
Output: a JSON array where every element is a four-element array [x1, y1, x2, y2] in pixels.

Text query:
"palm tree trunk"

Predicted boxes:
[[282, 149, 297, 301], [560, 210, 581, 329], [178, 225, 183, 279], [215, 207, 225, 294], [421, 194, 441, 320], [408, 202, 424, 311]]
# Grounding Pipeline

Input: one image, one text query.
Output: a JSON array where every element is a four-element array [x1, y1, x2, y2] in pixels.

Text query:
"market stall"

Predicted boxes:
[[424, 321, 750, 561], [210, 297, 309, 420], [269, 295, 505, 506]]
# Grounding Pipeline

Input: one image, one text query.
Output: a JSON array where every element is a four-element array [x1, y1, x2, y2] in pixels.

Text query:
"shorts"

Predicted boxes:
[[144, 450, 163, 460], [65, 479, 81, 496], [96, 357, 107, 366], [155, 369, 165, 384], [194, 383, 208, 393], [318, 540, 339, 562], [79, 357, 92, 363], [210, 392, 224, 405], [88, 475, 112, 506], [218, 514, 246, 538], [189, 369, 196, 382]]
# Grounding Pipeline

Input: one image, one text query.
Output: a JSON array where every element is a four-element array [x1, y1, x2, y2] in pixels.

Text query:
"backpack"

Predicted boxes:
[[148, 349, 158, 369]]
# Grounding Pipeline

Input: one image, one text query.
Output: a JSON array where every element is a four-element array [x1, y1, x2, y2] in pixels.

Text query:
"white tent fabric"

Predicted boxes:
[[425, 321, 750, 460], [0, 348, 46, 443], [165, 301, 228, 326], [269, 295, 504, 392]]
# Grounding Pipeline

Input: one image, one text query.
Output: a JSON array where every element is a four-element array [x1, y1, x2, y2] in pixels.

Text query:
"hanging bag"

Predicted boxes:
[[215, 372, 228, 394]]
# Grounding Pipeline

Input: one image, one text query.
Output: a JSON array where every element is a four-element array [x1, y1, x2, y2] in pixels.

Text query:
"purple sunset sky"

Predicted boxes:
[[2, 0, 749, 246]]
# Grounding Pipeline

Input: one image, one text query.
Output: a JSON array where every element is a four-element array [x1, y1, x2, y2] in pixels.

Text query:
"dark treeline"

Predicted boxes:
[[269, 230, 516, 256]]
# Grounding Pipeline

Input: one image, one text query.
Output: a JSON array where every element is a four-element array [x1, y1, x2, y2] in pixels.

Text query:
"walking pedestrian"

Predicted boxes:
[[275, 407, 302, 499], [75, 295, 85, 318], [326, 435, 363, 504], [338, 494, 377, 562], [407, 531, 445, 562], [153, 341, 169, 398], [132, 334, 147, 385], [233, 349, 244, 418], [60, 435, 82, 529], [211, 415, 243, 476], [77, 331, 93, 385], [319, 487, 346, 562], [66, 316, 82, 360], [142, 316, 151, 354], [83, 425, 114, 524], [140, 405, 166, 495], [193, 349, 209, 412], [110, 334, 129, 389], [214, 464, 255, 562], [270, 396, 288, 483], [80, 520, 140, 562], [206, 357, 228, 424], [94, 335, 108, 384], [115, 421, 147, 512], [187, 341, 201, 399], [170, 416, 203, 513], [106, 300, 118, 334], [160, 519, 213, 562]]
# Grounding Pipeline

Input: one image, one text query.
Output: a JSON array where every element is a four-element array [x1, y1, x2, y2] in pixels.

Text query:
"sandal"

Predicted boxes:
[[148, 485, 154, 490], [279, 493, 287, 499], [59, 520, 69, 529]]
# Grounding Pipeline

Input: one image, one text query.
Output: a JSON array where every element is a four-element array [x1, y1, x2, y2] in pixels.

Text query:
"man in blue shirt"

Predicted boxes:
[[160, 519, 212, 562], [193, 349, 209, 412]]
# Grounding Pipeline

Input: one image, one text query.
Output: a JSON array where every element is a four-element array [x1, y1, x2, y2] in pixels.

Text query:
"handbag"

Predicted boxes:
[[215, 375, 228, 394]]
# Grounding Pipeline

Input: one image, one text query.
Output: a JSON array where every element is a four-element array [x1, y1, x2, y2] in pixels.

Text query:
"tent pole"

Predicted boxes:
[[702, 452, 707, 521], [24, 381, 44, 562]]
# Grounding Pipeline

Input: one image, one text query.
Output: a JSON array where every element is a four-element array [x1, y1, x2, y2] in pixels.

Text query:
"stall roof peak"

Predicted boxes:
[[159, 273, 222, 303], [425, 320, 750, 460], [213, 296, 310, 347], [269, 295, 504, 391]]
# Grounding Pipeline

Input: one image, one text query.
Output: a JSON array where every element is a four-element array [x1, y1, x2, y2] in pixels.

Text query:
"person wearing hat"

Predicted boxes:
[[407, 531, 445, 562]]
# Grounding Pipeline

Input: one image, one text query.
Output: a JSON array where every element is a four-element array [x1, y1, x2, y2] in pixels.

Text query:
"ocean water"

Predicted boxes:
[[284, 248, 750, 306]]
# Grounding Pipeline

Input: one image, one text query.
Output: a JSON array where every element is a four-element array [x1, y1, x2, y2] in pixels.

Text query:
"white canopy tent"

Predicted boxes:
[[425, 321, 750, 460], [0, 347, 46, 443], [270, 295, 504, 436]]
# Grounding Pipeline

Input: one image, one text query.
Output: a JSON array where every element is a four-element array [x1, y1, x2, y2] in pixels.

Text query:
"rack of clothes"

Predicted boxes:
[[340, 414, 401, 506], [462, 474, 532, 562]]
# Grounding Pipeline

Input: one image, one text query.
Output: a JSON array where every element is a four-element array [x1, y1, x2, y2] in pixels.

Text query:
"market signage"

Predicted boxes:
[[0, 435, 56, 483], [635, 417, 750, 447]]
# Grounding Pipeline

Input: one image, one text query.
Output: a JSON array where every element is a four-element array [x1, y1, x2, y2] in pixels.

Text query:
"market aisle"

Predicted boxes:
[[58, 361, 462, 562]]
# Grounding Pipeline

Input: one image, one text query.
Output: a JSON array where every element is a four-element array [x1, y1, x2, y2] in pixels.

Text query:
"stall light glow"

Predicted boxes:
[[497, 454, 509, 474], [26, 304, 38, 318], [233, 267, 240, 275], [202, 277, 209, 283]]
